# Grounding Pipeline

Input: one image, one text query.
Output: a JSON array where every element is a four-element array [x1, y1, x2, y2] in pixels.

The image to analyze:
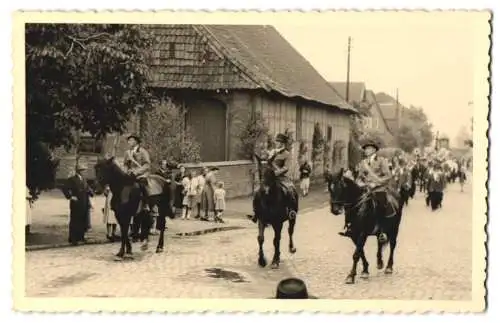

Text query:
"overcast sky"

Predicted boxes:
[[274, 12, 480, 141]]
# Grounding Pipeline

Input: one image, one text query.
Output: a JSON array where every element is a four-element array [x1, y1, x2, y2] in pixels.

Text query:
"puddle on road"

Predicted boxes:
[[204, 268, 249, 283], [45, 272, 96, 289]]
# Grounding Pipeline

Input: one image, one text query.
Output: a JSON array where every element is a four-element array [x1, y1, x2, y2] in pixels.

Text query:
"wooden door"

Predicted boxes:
[[186, 97, 227, 162]]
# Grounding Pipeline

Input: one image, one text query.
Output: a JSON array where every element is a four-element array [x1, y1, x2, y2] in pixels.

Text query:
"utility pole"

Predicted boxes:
[[435, 130, 440, 151], [345, 36, 352, 102], [395, 88, 400, 128]]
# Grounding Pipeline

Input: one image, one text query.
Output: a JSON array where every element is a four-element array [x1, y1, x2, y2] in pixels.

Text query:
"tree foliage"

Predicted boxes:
[[142, 99, 201, 165], [26, 23, 155, 192], [239, 111, 271, 159], [394, 105, 433, 152]]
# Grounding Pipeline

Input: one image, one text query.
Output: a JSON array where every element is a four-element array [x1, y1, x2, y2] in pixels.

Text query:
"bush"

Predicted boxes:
[[141, 98, 201, 165], [312, 122, 325, 162], [239, 111, 271, 159]]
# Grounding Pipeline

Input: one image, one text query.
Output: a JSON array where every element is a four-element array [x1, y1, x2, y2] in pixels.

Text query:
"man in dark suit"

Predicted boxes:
[[62, 162, 94, 245]]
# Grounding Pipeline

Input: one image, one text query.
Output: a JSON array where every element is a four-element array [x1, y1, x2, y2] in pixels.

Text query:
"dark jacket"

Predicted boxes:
[[299, 162, 312, 179], [62, 174, 93, 211]]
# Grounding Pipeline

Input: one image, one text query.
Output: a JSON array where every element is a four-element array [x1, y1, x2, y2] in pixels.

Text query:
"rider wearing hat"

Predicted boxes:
[[339, 139, 395, 242], [248, 133, 298, 223], [123, 134, 151, 211]]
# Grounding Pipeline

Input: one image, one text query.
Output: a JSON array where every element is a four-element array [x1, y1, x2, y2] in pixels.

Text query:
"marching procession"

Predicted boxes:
[[22, 21, 476, 301]]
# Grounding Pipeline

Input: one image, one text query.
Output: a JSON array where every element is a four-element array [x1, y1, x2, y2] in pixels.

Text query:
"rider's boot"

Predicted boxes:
[[338, 222, 352, 237], [286, 188, 298, 220]]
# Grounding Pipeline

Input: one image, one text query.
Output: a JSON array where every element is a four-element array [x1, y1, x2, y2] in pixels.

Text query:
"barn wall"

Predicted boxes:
[[52, 90, 351, 198], [54, 116, 140, 181], [253, 94, 351, 180]]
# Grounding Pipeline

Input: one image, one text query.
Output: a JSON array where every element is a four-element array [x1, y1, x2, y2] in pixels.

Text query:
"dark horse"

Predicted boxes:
[[94, 157, 174, 260], [252, 154, 299, 269], [328, 169, 403, 284]]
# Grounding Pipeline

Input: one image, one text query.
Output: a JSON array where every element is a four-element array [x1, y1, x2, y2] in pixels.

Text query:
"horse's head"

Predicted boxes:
[[329, 168, 358, 216], [254, 152, 278, 189], [94, 156, 130, 190]]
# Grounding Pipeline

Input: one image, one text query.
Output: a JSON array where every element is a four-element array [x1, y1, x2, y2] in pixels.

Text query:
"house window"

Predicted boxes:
[[168, 43, 176, 59], [374, 117, 379, 129], [78, 134, 104, 155], [327, 126, 332, 142]]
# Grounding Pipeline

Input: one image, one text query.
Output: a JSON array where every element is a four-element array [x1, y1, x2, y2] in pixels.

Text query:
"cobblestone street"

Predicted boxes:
[[25, 180, 472, 300]]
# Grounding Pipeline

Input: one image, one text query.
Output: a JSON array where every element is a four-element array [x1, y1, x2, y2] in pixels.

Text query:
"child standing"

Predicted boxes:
[[182, 171, 196, 220], [214, 181, 226, 223]]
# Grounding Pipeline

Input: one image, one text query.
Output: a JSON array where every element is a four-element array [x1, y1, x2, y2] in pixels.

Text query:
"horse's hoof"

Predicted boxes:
[[289, 247, 297, 254], [124, 254, 134, 260], [156, 248, 164, 253], [270, 261, 280, 269], [360, 272, 369, 279], [114, 255, 124, 261], [345, 276, 355, 284], [141, 242, 149, 251], [258, 257, 267, 268], [384, 267, 394, 275], [377, 261, 384, 270]]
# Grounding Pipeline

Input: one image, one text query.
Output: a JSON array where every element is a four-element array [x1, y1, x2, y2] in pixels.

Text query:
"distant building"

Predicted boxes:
[[329, 82, 395, 146], [374, 92, 405, 133], [437, 136, 450, 150]]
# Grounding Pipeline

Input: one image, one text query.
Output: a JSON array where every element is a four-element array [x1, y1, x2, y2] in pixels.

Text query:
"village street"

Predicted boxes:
[[25, 179, 472, 300]]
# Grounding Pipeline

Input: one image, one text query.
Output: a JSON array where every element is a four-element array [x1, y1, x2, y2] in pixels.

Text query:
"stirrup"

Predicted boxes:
[[288, 210, 297, 220]]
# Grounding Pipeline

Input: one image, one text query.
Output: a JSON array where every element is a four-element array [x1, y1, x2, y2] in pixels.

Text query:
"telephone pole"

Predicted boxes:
[[395, 88, 400, 128], [345, 36, 352, 102]]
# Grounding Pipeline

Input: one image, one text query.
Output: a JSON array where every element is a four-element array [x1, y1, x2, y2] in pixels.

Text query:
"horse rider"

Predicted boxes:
[[339, 139, 396, 243], [248, 133, 298, 223], [123, 134, 151, 211]]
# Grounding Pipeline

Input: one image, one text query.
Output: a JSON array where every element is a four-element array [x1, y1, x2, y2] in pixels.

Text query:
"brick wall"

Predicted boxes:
[[182, 160, 255, 199]]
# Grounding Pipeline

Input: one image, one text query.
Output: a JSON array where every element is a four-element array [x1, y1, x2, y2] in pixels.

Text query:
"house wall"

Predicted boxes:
[[53, 90, 351, 198]]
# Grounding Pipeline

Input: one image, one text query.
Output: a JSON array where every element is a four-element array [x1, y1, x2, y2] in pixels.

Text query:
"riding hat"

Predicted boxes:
[[360, 139, 380, 151], [275, 133, 288, 144], [127, 134, 141, 143], [275, 278, 318, 299]]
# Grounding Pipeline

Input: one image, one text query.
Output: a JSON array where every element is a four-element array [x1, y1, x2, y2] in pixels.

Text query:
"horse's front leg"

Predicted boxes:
[[385, 235, 397, 274], [359, 250, 370, 279], [288, 217, 297, 254], [257, 221, 267, 267], [345, 234, 368, 284], [270, 222, 284, 269], [124, 211, 134, 259], [376, 238, 385, 269], [114, 210, 126, 260], [156, 212, 166, 253]]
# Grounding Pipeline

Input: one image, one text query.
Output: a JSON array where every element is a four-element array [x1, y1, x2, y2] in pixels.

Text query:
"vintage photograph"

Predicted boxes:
[[13, 11, 489, 312]]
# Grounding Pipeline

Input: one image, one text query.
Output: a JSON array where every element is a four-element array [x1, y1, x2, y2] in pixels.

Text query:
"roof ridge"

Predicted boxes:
[[193, 25, 270, 91]]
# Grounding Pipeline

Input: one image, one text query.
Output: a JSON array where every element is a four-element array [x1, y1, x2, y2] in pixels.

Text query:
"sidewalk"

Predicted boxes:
[[26, 186, 329, 251]]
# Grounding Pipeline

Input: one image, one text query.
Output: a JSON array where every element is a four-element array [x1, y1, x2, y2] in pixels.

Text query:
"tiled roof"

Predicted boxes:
[[329, 82, 366, 103], [365, 90, 394, 135], [147, 24, 355, 112]]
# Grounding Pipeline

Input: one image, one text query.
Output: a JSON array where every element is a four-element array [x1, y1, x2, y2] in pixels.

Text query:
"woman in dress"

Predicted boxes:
[[102, 184, 119, 241], [201, 167, 219, 221]]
